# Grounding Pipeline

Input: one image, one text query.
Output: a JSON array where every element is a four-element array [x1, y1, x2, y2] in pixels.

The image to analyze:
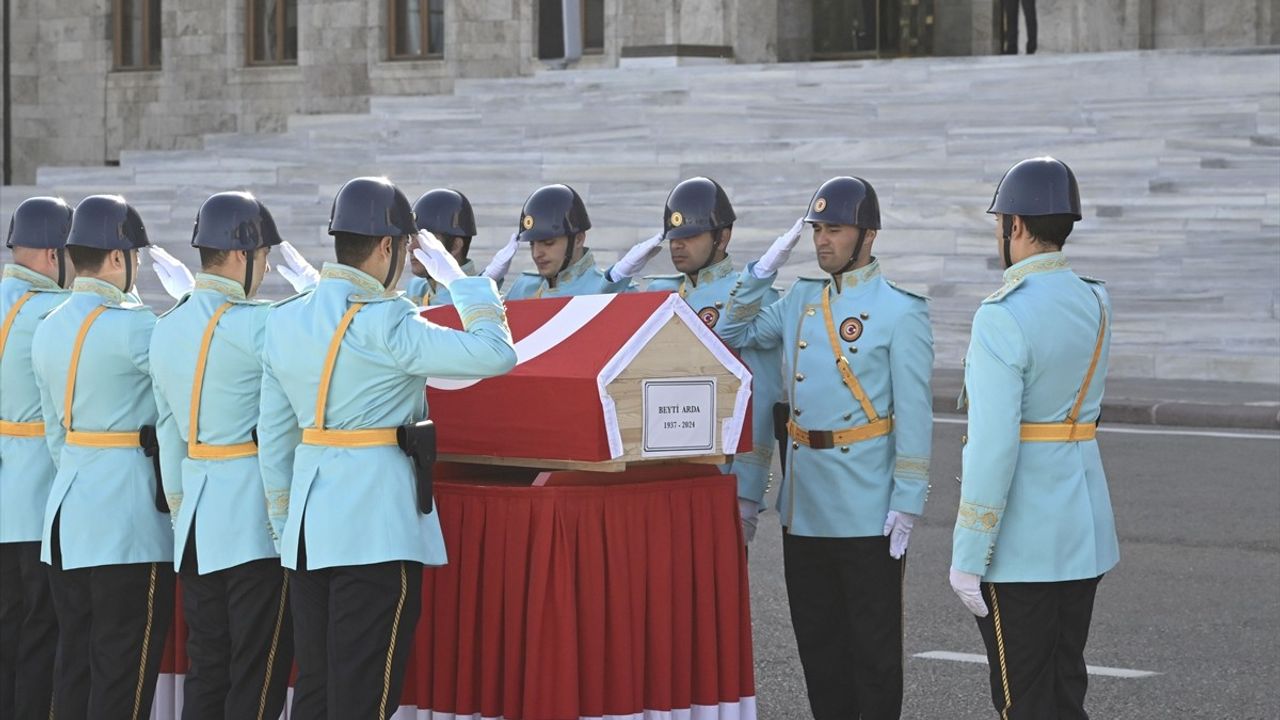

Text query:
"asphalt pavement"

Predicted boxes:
[[747, 419, 1280, 719]]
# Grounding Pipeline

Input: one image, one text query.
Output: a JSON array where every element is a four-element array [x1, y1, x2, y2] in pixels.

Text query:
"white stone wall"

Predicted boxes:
[[5, 0, 1277, 184]]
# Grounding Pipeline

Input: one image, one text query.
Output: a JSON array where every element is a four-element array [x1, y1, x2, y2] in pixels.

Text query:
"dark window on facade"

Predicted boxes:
[[114, 0, 162, 69], [390, 0, 445, 59], [248, 0, 298, 65]]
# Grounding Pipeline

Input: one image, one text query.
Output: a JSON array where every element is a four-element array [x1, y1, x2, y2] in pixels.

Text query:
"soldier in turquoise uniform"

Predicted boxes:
[[503, 183, 660, 299], [148, 192, 303, 719], [257, 177, 516, 718], [642, 177, 783, 545], [949, 157, 1119, 720], [0, 197, 74, 720], [29, 194, 174, 719], [404, 188, 518, 306], [717, 176, 934, 719]]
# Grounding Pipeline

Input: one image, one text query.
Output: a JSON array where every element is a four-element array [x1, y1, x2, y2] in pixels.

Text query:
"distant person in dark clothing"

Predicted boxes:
[[1002, 0, 1037, 54]]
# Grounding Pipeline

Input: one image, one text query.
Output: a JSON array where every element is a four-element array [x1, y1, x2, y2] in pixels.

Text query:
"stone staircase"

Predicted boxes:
[[4, 48, 1278, 383]]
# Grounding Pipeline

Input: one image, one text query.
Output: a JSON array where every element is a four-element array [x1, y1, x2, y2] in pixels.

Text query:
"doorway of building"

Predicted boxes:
[[812, 0, 934, 58], [537, 0, 605, 60]]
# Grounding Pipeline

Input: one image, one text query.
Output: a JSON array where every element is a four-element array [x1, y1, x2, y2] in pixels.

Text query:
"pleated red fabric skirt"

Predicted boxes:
[[156, 471, 756, 719]]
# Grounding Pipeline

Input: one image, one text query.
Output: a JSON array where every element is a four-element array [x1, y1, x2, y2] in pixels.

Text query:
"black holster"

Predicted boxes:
[[138, 425, 167, 513], [772, 402, 791, 474], [397, 420, 437, 514]]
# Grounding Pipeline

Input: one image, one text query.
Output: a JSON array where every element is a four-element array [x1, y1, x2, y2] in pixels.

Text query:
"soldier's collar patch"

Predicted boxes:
[[3, 263, 63, 291], [833, 258, 881, 293], [1002, 251, 1069, 285], [839, 316, 863, 342], [72, 277, 128, 305], [697, 305, 720, 328], [557, 248, 595, 285], [695, 255, 736, 286], [320, 263, 387, 297], [194, 272, 248, 300]]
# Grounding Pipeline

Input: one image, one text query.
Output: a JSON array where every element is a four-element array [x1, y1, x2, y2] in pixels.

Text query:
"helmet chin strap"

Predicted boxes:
[[384, 236, 402, 289], [122, 250, 134, 294], [833, 228, 868, 280], [243, 249, 256, 296], [553, 234, 579, 286], [55, 248, 67, 288], [688, 229, 725, 284], [1002, 215, 1015, 269]]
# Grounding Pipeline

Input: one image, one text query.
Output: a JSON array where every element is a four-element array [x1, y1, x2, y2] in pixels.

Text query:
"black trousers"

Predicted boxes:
[[1001, 0, 1038, 54], [47, 557, 175, 720], [289, 532, 422, 720], [0, 541, 58, 719], [783, 532, 905, 720], [179, 535, 292, 720], [976, 576, 1102, 720]]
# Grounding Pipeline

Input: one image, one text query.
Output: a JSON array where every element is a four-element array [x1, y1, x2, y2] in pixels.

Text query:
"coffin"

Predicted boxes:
[[423, 292, 753, 472]]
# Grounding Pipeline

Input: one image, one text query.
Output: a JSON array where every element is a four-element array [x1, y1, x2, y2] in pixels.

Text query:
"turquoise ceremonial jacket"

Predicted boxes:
[[149, 273, 278, 574], [258, 263, 516, 571], [644, 256, 783, 505], [30, 278, 172, 568], [718, 259, 934, 538], [405, 258, 476, 307], [0, 265, 70, 543], [503, 250, 634, 300], [952, 252, 1120, 583]]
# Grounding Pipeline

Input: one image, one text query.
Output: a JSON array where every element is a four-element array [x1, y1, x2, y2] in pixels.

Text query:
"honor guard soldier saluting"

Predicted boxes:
[[503, 183, 662, 299], [257, 177, 516, 719], [405, 188, 518, 305], [29, 194, 175, 720], [949, 157, 1119, 720], [717, 177, 934, 720], [0, 197, 74, 720], [148, 192, 303, 720], [643, 177, 783, 545]]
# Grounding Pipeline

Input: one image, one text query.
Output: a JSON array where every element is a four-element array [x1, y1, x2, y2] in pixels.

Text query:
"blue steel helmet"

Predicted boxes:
[[191, 191, 283, 251], [803, 176, 881, 230], [988, 156, 1082, 221], [413, 188, 477, 239], [6, 196, 74, 249], [663, 177, 736, 241], [516, 184, 591, 243], [65, 195, 150, 250], [327, 177, 417, 239]]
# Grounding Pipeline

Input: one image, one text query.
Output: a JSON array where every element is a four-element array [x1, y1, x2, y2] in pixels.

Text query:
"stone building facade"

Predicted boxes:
[[3, 0, 1277, 184]]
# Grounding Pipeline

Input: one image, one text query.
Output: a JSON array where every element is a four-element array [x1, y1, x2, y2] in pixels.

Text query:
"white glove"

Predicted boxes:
[[738, 498, 760, 544], [413, 230, 467, 288], [950, 568, 989, 617], [752, 217, 806, 279], [608, 232, 664, 282], [883, 510, 916, 559], [148, 247, 195, 299], [277, 241, 320, 292], [481, 232, 519, 282]]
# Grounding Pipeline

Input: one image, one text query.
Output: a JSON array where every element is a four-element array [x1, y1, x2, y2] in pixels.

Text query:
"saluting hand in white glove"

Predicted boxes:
[[608, 231, 665, 282], [883, 510, 916, 559], [950, 568, 989, 617], [752, 217, 806, 279], [148, 247, 195, 300], [413, 230, 467, 288], [276, 241, 320, 292], [481, 232, 520, 283]]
